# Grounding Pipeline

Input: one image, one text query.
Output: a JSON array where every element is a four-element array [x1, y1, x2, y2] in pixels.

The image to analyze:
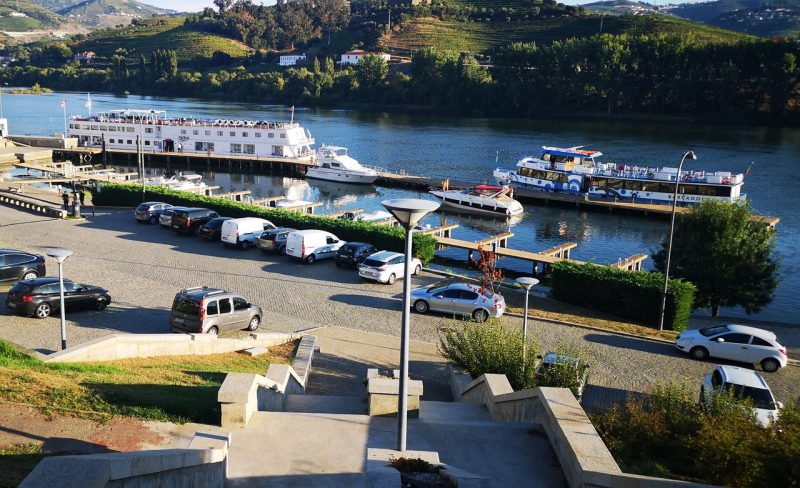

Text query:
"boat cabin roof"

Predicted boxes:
[[541, 146, 603, 158]]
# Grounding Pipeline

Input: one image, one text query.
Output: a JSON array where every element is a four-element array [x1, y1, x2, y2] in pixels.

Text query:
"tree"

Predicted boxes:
[[354, 54, 388, 102], [652, 200, 779, 317]]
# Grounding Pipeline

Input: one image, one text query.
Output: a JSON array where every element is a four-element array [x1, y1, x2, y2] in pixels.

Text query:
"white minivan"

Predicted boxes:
[[221, 218, 275, 250], [285, 229, 345, 264]]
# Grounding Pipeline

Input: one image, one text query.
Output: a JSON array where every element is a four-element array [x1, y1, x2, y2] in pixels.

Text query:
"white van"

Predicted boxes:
[[285, 230, 345, 264], [221, 218, 275, 250]]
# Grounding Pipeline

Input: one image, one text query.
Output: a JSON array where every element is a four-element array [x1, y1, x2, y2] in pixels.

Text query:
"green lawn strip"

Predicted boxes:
[[0, 444, 51, 488], [0, 340, 296, 424]]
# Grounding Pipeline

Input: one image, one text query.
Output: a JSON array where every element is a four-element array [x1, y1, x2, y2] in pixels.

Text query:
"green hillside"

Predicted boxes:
[[75, 17, 250, 61], [58, 0, 168, 18], [0, 0, 64, 30], [383, 14, 751, 55]]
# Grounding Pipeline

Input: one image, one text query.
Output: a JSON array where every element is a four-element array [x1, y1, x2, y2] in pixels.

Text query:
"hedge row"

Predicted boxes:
[[550, 261, 696, 331], [91, 183, 438, 264]]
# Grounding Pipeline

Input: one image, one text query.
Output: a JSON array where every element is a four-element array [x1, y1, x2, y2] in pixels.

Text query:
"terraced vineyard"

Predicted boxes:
[[76, 17, 250, 61], [0, 15, 41, 31], [385, 15, 750, 54]]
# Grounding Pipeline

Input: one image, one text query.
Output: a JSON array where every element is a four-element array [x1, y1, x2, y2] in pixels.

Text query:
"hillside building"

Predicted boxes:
[[74, 51, 96, 64], [340, 50, 391, 66], [279, 53, 307, 66]]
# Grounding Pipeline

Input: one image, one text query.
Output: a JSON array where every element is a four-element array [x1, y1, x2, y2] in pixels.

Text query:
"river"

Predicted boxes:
[[3, 91, 799, 325]]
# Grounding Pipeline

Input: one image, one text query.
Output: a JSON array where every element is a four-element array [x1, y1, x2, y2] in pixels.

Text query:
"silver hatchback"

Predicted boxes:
[[170, 286, 263, 335]]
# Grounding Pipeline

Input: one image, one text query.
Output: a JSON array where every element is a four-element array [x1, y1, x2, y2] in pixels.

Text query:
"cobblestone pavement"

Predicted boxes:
[[1, 205, 798, 407]]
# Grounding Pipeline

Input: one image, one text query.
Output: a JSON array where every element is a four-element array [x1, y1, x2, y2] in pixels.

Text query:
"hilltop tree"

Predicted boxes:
[[652, 200, 779, 317], [354, 54, 388, 102]]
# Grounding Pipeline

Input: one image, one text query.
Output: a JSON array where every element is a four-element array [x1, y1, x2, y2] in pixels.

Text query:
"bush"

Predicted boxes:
[[91, 183, 437, 264], [438, 319, 537, 390], [550, 261, 696, 331], [534, 344, 591, 401]]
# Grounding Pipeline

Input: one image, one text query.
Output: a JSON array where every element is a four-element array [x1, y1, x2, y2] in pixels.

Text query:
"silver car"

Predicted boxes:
[[170, 286, 262, 335], [410, 282, 505, 323]]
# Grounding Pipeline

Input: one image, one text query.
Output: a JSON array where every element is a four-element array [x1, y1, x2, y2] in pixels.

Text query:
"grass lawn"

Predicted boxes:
[[0, 444, 50, 488], [0, 339, 296, 425]]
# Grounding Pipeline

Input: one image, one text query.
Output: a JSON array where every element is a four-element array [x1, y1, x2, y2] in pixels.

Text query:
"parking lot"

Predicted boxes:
[[1, 204, 798, 407]]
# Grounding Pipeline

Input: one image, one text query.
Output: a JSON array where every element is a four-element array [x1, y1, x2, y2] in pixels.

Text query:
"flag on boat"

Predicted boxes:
[[745, 163, 753, 177], [60, 99, 65, 109], [288, 106, 294, 112]]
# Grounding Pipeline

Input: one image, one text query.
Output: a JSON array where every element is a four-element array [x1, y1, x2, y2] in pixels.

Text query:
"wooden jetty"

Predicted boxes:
[[216, 190, 252, 202], [610, 254, 649, 271]]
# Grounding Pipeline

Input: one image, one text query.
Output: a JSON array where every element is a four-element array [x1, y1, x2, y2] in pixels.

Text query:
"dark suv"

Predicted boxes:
[[170, 286, 262, 335], [198, 217, 233, 241], [334, 242, 377, 267], [6, 277, 111, 319], [134, 202, 173, 225], [0, 250, 46, 283], [171, 208, 220, 236]]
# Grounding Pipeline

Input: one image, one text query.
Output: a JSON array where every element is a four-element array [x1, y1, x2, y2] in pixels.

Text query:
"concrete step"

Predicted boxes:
[[419, 401, 491, 422]]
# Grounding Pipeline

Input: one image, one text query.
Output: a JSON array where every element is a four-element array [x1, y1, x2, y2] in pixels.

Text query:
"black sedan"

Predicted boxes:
[[6, 277, 111, 319], [0, 250, 46, 283], [197, 217, 233, 241], [334, 242, 378, 268]]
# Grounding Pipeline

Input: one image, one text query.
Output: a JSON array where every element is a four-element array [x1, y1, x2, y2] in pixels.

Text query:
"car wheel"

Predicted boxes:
[[761, 358, 780, 373], [21, 271, 38, 281], [207, 326, 219, 336], [247, 316, 260, 331], [472, 309, 489, 323], [386, 274, 396, 285], [335, 261, 342, 267], [95, 296, 110, 311], [149, 215, 158, 225], [414, 300, 429, 314], [240, 240, 250, 250], [279, 245, 286, 255], [690, 346, 709, 361], [414, 265, 421, 276], [193, 226, 200, 237], [306, 254, 316, 265], [35, 303, 51, 319]]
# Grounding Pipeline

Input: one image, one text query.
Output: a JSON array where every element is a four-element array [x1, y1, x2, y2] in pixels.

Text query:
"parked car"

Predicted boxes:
[[358, 251, 422, 285], [534, 352, 590, 401], [410, 282, 505, 323], [171, 208, 220, 236], [675, 324, 788, 373], [134, 202, 173, 225], [221, 218, 275, 250], [257, 228, 297, 254], [334, 242, 378, 268], [197, 217, 233, 241], [0, 250, 46, 283], [700, 365, 782, 427], [170, 286, 262, 335], [285, 230, 345, 264], [159, 207, 188, 227], [5, 277, 111, 319]]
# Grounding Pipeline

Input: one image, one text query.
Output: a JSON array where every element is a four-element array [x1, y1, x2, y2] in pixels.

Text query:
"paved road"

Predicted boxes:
[[1, 205, 798, 407]]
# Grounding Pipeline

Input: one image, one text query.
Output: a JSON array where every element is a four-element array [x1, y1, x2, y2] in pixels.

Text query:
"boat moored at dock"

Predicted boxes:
[[430, 184, 524, 217], [494, 146, 746, 206], [305, 146, 379, 184]]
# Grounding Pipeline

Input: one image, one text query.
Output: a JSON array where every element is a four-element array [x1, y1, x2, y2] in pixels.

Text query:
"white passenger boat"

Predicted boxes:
[[163, 174, 206, 191], [430, 185, 524, 217], [494, 146, 746, 206], [305, 146, 379, 184], [68, 108, 315, 160]]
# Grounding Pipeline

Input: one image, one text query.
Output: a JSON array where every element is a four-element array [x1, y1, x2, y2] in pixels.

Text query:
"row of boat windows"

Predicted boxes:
[[590, 177, 732, 196], [540, 154, 592, 164], [70, 123, 286, 139], [517, 168, 570, 182]]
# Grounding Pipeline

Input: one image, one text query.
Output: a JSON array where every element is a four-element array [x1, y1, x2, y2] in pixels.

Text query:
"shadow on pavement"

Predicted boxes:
[[83, 382, 220, 425], [0, 425, 117, 455], [328, 293, 401, 312], [582, 332, 681, 359]]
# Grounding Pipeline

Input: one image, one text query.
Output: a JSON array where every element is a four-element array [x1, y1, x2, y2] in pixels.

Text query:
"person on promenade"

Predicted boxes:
[[78, 189, 85, 206], [62, 192, 69, 210]]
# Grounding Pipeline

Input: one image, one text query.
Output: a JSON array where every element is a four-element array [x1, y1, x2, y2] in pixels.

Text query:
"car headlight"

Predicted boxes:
[[678, 337, 694, 343]]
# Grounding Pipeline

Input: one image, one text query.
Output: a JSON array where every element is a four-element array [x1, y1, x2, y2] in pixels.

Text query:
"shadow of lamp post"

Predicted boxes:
[[47, 249, 73, 350], [516, 277, 539, 368], [381, 198, 440, 452]]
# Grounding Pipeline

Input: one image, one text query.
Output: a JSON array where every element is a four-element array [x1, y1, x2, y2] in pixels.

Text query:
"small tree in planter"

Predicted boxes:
[[467, 244, 505, 313]]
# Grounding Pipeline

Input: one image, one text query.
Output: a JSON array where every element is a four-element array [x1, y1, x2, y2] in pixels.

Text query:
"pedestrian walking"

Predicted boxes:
[[62, 192, 69, 210], [57, 184, 62, 196], [78, 190, 85, 206]]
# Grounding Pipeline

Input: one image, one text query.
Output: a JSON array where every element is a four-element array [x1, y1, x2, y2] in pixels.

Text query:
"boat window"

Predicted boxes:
[[217, 131, 223, 136], [658, 183, 673, 193], [109, 126, 116, 131], [243, 132, 248, 137], [625, 181, 643, 191], [268, 133, 274, 138], [100, 126, 107, 130], [181, 130, 187, 135], [332, 163, 340, 168], [205, 130, 211, 136], [244, 144, 255, 154], [541, 153, 551, 162], [126, 127, 134, 133], [606, 179, 624, 189], [322, 163, 330, 169], [255, 133, 262, 138], [280, 134, 286, 139], [518, 167, 532, 178], [230, 132, 236, 137]]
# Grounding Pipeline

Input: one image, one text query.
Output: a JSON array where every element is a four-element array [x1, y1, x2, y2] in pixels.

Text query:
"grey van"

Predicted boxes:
[[170, 286, 262, 335]]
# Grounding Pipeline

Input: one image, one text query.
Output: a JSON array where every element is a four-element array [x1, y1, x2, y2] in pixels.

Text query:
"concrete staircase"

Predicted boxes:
[[224, 396, 566, 488]]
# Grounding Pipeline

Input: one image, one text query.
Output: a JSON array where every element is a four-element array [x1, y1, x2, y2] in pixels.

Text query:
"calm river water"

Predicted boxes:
[[4, 91, 800, 325]]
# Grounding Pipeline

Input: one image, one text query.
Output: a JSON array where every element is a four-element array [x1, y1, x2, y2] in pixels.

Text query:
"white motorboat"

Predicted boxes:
[[306, 146, 379, 184], [430, 184, 524, 217], [163, 174, 207, 191]]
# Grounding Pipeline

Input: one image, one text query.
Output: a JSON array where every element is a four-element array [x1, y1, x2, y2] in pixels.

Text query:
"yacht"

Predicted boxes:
[[164, 174, 206, 191], [430, 185, 524, 217], [305, 146, 379, 184]]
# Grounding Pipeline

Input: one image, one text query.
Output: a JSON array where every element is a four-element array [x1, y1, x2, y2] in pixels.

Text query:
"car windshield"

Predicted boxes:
[[700, 325, 731, 337], [338, 246, 356, 256], [723, 383, 776, 410], [174, 297, 201, 315], [362, 258, 384, 267], [10, 283, 34, 293]]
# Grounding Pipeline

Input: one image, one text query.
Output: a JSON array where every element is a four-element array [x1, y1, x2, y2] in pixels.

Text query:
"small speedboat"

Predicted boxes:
[[163, 174, 206, 191], [430, 184, 523, 217], [306, 146, 379, 184]]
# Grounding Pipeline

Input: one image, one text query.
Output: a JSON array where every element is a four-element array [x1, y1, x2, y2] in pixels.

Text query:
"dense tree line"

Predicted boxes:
[[1, 34, 797, 123]]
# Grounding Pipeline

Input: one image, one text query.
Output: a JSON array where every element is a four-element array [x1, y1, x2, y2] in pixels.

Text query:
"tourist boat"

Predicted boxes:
[[67, 109, 315, 160], [163, 174, 206, 191], [493, 146, 746, 206], [430, 184, 524, 217], [305, 146, 379, 184]]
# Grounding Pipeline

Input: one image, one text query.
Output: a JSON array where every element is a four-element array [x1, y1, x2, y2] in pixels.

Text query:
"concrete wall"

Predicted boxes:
[[38, 332, 301, 363], [0, 190, 67, 218], [21, 431, 230, 488]]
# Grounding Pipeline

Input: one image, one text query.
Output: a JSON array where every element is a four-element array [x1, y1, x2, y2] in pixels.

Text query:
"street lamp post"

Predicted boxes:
[[658, 151, 697, 331], [47, 249, 73, 350], [516, 277, 539, 367], [381, 198, 440, 452]]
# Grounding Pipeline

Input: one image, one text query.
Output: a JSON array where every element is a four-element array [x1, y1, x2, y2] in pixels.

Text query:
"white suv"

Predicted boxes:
[[358, 251, 422, 285], [675, 324, 788, 372], [701, 365, 782, 427]]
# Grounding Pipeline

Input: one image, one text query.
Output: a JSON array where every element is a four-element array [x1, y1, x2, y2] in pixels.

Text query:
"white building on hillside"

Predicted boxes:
[[280, 53, 306, 66], [340, 50, 391, 66]]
